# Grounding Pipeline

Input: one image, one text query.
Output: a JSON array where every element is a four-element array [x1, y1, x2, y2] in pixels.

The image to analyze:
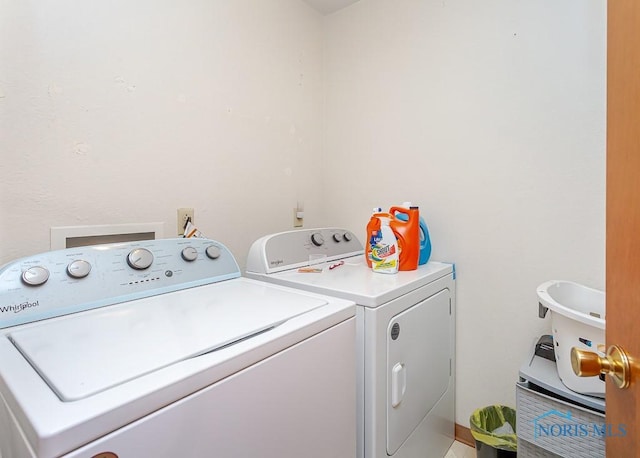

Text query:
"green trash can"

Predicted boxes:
[[469, 405, 517, 458]]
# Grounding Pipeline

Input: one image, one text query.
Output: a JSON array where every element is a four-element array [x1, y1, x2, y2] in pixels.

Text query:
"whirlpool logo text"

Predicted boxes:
[[0, 301, 40, 314]]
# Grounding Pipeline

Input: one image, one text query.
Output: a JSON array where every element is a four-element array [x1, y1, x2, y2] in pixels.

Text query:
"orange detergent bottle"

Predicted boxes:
[[388, 206, 420, 271]]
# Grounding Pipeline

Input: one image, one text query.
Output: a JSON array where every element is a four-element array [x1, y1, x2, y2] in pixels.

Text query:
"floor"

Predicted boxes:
[[445, 440, 476, 458]]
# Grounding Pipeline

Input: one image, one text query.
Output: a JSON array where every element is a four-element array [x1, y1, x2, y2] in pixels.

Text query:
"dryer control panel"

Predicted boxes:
[[246, 227, 363, 274], [0, 238, 240, 329]]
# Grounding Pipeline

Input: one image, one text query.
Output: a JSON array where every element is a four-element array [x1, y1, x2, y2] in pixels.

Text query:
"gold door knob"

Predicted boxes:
[[571, 345, 631, 389]]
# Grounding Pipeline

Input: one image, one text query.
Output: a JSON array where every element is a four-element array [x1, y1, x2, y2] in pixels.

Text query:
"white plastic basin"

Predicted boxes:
[[537, 280, 605, 397]]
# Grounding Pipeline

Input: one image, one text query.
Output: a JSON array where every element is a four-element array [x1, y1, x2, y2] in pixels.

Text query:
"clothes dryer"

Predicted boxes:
[[246, 228, 456, 458]]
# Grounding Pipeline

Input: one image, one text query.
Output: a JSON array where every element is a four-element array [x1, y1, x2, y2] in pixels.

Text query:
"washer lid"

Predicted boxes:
[[7, 281, 327, 402]]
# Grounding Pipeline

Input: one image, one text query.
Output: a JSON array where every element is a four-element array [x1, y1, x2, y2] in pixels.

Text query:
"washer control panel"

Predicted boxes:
[[0, 238, 240, 329], [246, 227, 363, 274]]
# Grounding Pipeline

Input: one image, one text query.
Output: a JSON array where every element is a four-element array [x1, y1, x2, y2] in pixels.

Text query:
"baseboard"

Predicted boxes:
[[455, 423, 475, 448]]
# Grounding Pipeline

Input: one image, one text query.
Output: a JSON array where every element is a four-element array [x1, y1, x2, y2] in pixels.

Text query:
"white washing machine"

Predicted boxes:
[[0, 238, 356, 458], [246, 228, 456, 458]]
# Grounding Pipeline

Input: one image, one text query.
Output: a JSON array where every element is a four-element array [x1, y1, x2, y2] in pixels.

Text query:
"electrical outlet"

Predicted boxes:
[[293, 208, 303, 228], [177, 208, 194, 235]]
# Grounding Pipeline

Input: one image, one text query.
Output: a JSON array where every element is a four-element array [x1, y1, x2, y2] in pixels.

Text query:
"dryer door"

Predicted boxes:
[[386, 288, 451, 455]]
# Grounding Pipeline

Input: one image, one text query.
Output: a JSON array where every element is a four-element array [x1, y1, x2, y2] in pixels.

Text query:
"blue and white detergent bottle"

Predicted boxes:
[[392, 202, 432, 265]]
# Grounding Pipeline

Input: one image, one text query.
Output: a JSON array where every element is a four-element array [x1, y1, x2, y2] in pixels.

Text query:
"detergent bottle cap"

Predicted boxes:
[[401, 202, 419, 210], [372, 207, 382, 213]]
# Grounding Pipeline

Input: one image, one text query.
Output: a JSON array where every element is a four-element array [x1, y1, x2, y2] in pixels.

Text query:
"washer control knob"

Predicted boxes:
[[332, 234, 342, 243], [67, 260, 92, 279], [343, 232, 353, 242], [205, 245, 221, 259], [181, 246, 198, 262], [22, 266, 50, 286], [127, 248, 154, 270], [311, 233, 325, 247]]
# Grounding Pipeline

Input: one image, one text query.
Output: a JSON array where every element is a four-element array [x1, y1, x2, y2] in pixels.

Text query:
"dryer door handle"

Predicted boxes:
[[391, 363, 406, 408]]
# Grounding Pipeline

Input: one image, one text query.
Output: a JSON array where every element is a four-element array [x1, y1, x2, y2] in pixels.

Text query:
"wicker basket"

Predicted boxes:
[[516, 382, 604, 458]]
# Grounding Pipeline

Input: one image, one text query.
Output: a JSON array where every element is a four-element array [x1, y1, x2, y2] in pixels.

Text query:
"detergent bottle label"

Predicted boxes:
[[371, 238, 397, 264], [370, 225, 399, 274]]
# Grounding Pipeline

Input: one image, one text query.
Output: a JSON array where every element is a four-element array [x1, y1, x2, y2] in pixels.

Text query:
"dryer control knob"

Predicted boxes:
[[343, 232, 353, 242], [67, 260, 91, 279], [181, 247, 198, 262], [205, 245, 221, 259], [127, 248, 154, 270], [332, 233, 342, 243], [22, 266, 50, 286], [311, 233, 325, 247]]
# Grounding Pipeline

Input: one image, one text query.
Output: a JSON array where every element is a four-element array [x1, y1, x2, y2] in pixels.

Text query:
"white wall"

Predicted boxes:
[[0, 0, 325, 267], [323, 0, 606, 424]]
